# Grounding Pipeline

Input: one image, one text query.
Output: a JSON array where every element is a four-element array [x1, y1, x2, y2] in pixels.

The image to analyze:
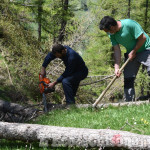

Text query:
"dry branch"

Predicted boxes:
[[80, 74, 115, 86], [0, 122, 150, 149]]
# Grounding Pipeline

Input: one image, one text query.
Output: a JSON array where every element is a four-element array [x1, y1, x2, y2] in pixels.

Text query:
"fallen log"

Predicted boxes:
[[46, 100, 150, 111], [0, 122, 150, 149], [76, 100, 150, 108], [0, 100, 38, 122], [0, 100, 37, 116], [0, 99, 149, 114]]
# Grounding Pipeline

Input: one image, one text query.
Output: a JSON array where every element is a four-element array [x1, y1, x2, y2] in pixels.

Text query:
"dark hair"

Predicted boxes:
[[99, 16, 117, 30], [52, 44, 65, 54]]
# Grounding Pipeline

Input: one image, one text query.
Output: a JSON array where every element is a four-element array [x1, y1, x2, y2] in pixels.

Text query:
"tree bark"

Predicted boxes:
[[0, 100, 37, 116], [1, 99, 149, 114], [0, 122, 150, 149], [37, 0, 43, 42], [127, 0, 131, 18], [76, 100, 150, 109], [58, 0, 68, 42], [144, 0, 148, 30]]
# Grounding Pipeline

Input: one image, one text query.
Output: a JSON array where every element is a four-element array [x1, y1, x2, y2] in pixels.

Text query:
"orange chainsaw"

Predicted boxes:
[[39, 73, 55, 112], [39, 73, 55, 94]]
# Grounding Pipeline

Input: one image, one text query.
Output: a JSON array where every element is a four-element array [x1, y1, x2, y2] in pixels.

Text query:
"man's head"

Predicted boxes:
[[99, 16, 118, 34], [52, 44, 66, 58]]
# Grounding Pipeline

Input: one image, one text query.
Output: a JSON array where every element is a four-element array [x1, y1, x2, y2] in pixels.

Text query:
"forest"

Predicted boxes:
[[0, 0, 150, 104], [0, 0, 150, 149]]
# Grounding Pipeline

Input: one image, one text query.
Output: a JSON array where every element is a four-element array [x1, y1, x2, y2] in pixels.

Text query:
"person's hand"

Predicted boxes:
[[115, 68, 121, 77], [128, 50, 136, 61], [48, 81, 57, 88], [114, 64, 121, 77]]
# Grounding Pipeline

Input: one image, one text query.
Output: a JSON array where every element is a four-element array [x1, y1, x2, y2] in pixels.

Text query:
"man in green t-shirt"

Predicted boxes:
[[99, 16, 150, 101]]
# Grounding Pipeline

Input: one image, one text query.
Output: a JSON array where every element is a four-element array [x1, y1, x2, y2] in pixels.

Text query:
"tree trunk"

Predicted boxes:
[[127, 0, 131, 18], [0, 100, 36, 116], [140, 65, 146, 97], [58, 0, 68, 42], [0, 99, 149, 114], [0, 100, 38, 122], [37, 0, 43, 42], [76, 100, 150, 109], [0, 122, 150, 149], [144, 0, 148, 30]]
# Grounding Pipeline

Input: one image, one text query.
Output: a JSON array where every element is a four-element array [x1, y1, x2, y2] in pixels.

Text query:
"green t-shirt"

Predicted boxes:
[[109, 19, 150, 53]]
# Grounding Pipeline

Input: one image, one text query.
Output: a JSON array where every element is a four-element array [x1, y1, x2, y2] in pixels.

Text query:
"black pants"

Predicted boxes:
[[124, 50, 150, 101], [62, 69, 88, 104]]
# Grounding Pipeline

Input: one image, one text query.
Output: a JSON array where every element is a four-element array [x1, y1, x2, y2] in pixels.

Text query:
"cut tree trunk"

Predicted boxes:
[[76, 100, 150, 108], [47, 100, 150, 111], [0, 100, 38, 122], [0, 122, 150, 149], [0, 100, 37, 116], [1, 99, 149, 114]]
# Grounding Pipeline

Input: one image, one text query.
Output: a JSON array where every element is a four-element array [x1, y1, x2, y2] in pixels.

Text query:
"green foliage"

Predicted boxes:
[[135, 66, 150, 97], [83, 31, 114, 75], [1, 0, 150, 103], [0, 0, 150, 148], [0, 0, 42, 100]]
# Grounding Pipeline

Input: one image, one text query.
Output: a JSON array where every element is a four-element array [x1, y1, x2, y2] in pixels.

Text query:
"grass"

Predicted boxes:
[[1, 104, 150, 150], [35, 104, 150, 135]]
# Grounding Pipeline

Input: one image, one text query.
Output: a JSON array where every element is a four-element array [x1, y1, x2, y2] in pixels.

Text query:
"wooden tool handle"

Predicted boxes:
[[93, 58, 130, 107]]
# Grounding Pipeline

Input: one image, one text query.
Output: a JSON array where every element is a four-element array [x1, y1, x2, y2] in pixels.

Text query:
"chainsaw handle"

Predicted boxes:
[[39, 81, 49, 86], [39, 73, 46, 79]]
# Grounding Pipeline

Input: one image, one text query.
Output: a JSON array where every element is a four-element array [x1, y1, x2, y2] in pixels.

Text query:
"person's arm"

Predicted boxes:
[[42, 52, 56, 68], [40, 66, 46, 77], [129, 33, 146, 60], [40, 52, 56, 76], [40, 52, 57, 87], [113, 44, 121, 77]]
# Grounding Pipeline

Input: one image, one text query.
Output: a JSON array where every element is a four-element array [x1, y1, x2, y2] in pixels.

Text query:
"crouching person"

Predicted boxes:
[[40, 44, 88, 104]]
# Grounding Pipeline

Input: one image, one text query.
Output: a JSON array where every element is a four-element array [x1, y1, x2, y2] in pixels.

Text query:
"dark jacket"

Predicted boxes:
[[42, 45, 88, 82]]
